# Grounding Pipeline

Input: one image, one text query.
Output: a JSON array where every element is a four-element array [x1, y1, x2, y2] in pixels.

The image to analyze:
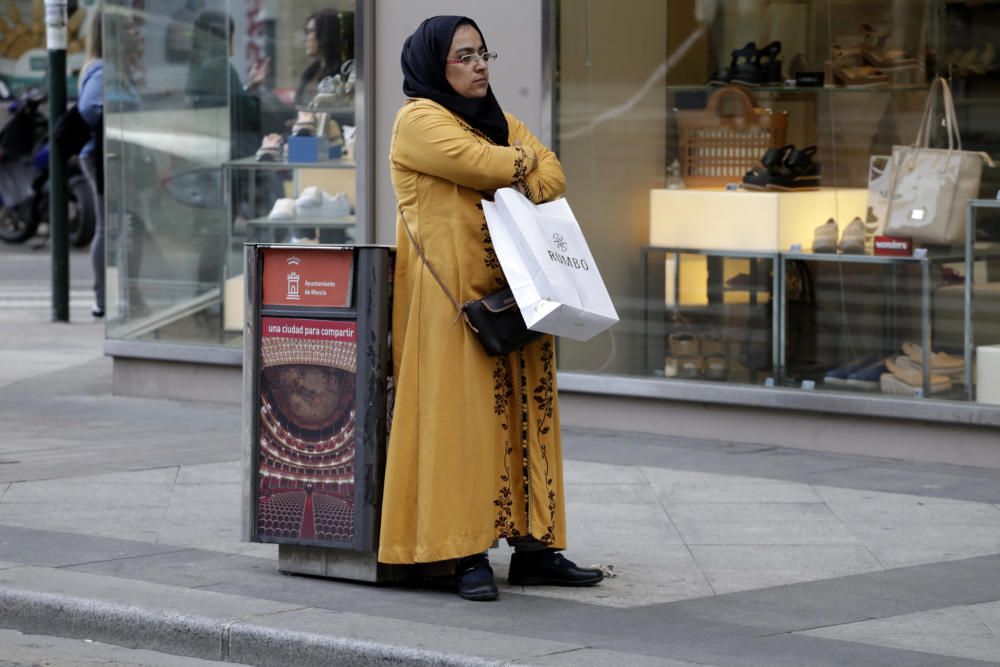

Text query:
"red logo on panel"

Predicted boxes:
[[262, 248, 354, 308]]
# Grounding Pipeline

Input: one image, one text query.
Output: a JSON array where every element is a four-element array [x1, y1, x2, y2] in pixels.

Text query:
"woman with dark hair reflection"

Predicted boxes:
[[295, 9, 353, 107]]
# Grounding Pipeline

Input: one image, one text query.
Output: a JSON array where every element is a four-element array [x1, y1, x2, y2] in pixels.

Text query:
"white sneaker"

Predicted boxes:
[[268, 198, 296, 221], [289, 234, 319, 244], [296, 188, 351, 220]]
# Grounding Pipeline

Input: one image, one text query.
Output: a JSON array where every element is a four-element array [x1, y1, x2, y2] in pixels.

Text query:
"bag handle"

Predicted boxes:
[[705, 85, 757, 118], [915, 77, 962, 151], [397, 206, 477, 330]]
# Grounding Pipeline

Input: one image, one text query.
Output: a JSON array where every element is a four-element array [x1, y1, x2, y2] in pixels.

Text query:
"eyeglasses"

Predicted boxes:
[[445, 51, 498, 66]]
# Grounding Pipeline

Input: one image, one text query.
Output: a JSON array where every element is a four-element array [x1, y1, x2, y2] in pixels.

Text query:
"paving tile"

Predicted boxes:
[[861, 538, 1000, 570], [0, 467, 178, 505], [564, 459, 648, 484], [817, 486, 1000, 524], [566, 501, 686, 546], [0, 525, 184, 567], [689, 545, 883, 595], [155, 481, 247, 552], [800, 603, 1000, 664], [0, 468, 180, 543], [971, 600, 1000, 636], [668, 502, 858, 547], [564, 482, 658, 505], [511, 648, 707, 666], [643, 467, 821, 504], [668, 632, 991, 667], [66, 549, 279, 589], [174, 460, 242, 485]]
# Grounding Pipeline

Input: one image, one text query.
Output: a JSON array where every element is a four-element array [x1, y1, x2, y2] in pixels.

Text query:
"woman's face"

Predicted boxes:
[[445, 24, 489, 99], [304, 19, 318, 58]]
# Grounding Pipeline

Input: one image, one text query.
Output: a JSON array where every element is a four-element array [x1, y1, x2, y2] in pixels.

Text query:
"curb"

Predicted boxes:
[[0, 587, 501, 667]]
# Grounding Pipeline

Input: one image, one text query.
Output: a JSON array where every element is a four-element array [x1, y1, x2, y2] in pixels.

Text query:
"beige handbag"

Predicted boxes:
[[883, 77, 994, 246]]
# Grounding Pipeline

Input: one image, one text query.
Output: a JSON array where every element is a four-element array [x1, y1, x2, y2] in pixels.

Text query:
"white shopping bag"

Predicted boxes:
[[482, 188, 618, 341]]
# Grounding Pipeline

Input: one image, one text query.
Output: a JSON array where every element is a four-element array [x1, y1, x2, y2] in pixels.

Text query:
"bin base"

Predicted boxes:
[[278, 544, 409, 583]]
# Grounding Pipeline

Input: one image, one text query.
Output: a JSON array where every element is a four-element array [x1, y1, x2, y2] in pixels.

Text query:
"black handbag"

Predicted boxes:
[[52, 105, 92, 158], [399, 207, 541, 356]]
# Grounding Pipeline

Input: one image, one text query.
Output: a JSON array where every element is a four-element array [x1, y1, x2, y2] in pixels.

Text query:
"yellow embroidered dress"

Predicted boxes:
[[378, 98, 568, 564]]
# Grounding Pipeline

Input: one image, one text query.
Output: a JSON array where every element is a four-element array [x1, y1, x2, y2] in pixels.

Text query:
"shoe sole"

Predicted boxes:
[[508, 575, 604, 587], [458, 586, 499, 601]]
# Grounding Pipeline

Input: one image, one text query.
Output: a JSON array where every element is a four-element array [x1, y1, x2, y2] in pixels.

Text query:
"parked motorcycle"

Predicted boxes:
[[0, 88, 96, 246]]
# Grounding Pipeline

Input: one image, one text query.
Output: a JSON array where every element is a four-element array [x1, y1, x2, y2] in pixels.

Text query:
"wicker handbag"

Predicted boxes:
[[675, 85, 789, 188]]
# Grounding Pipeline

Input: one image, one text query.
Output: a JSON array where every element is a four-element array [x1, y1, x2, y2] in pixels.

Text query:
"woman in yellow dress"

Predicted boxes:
[[378, 16, 603, 601]]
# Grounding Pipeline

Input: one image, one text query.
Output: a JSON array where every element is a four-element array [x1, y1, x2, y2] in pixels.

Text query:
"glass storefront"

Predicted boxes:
[[555, 0, 1000, 405], [103, 0, 362, 350], [101, 0, 1000, 416]]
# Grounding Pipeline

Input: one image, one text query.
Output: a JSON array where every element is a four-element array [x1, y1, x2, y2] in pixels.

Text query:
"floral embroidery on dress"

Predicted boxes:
[[517, 351, 531, 530], [493, 358, 518, 537], [511, 146, 536, 202], [533, 340, 557, 543]]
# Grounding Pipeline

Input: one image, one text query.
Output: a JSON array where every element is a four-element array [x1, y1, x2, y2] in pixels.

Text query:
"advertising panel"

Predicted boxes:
[[256, 317, 357, 546]]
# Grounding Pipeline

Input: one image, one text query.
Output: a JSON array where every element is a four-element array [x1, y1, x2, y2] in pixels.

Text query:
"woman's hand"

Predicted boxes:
[[514, 139, 538, 172], [247, 57, 271, 91]]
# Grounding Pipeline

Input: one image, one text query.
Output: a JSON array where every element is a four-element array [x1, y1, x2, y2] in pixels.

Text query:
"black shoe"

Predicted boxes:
[[767, 145, 821, 190], [456, 554, 498, 601], [742, 144, 793, 190], [508, 549, 604, 587], [709, 41, 756, 86]]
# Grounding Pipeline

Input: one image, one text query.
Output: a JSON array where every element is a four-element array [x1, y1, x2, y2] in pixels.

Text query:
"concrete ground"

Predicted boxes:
[[2, 243, 1000, 665]]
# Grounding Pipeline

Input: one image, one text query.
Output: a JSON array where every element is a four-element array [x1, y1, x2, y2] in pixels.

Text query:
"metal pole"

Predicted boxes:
[[46, 0, 69, 322]]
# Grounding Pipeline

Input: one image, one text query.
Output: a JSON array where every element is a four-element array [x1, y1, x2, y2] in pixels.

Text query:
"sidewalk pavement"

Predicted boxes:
[[2, 298, 1000, 665]]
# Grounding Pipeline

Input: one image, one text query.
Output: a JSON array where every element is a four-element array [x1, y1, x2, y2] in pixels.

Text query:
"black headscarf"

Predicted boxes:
[[401, 15, 509, 147]]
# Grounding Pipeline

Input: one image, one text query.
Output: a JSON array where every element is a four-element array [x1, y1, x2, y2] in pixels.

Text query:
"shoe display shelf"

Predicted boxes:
[[642, 241, 1000, 400], [221, 153, 358, 335], [222, 156, 358, 240], [642, 245, 779, 385], [777, 250, 957, 399]]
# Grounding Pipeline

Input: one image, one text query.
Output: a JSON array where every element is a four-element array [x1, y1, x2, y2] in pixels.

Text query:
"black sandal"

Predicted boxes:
[[767, 145, 821, 191], [756, 41, 784, 85], [731, 41, 782, 86], [710, 42, 756, 86], [742, 144, 793, 190]]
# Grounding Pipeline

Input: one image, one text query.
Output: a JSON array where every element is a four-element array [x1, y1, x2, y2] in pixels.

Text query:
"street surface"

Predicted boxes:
[[1, 240, 1000, 665]]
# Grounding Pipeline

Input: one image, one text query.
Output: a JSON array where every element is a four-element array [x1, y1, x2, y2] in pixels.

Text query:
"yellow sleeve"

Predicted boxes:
[[506, 113, 566, 204], [390, 101, 538, 192]]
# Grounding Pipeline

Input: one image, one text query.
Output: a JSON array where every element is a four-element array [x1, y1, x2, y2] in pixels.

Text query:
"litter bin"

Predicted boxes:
[[241, 243, 400, 582]]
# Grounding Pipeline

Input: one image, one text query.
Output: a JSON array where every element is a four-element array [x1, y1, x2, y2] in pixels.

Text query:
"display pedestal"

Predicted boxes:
[[649, 187, 868, 252]]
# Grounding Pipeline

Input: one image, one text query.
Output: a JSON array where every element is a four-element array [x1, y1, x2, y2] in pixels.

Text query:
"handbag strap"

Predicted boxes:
[[915, 77, 962, 151], [397, 206, 475, 329]]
